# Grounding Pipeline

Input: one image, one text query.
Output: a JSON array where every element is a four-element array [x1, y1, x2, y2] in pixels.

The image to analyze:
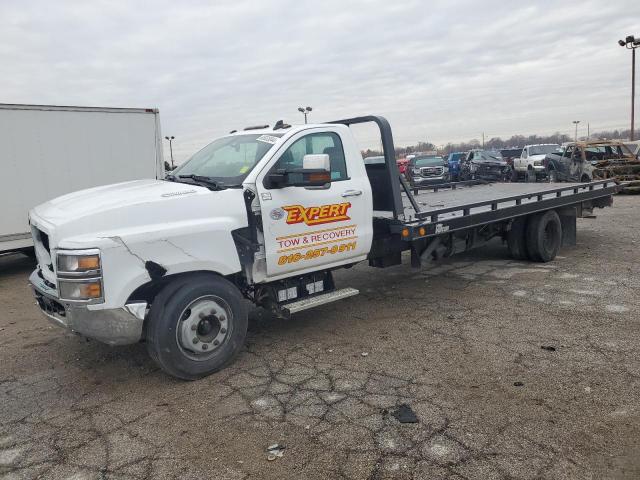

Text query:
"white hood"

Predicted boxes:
[[30, 179, 247, 247]]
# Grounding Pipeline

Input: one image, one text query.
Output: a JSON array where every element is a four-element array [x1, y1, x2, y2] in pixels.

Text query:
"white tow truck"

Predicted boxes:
[[29, 116, 617, 379]]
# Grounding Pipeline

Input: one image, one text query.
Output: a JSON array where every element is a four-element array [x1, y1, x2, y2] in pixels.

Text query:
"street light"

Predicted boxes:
[[297, 106, 312, 124], [572, 121, 580, 142], [618, 34, 640, 140], [164, 136, 175, 169]]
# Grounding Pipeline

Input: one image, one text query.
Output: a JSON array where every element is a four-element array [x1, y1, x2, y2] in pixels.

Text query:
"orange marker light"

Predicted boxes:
[[401, 228, 410, 238], [79, 282, 102, 298], [77, 255, 100, 270], [418, 227, 426, 236]]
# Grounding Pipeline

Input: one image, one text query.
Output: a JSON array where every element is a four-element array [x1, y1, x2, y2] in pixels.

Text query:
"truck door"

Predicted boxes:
[[569, 146, 584, 181], [255, 129, 373, 278]]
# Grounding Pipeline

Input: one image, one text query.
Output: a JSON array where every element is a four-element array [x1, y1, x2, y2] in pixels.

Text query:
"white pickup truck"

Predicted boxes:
[[29, 116, 617, 379], [512, 144, 561, 182]]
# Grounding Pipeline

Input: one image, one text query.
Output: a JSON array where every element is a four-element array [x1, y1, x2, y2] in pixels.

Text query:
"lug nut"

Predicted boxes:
[[220, 328, 227, 334], [213, 340, 219, 346], [190, 325, 197, 331], [192, 338, 199, 344], [219, 315, 226, 321], [202, 344, 208, 350]]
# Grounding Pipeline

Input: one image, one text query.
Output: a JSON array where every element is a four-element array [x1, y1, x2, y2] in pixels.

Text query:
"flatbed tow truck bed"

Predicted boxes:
[[394, 180, 617, 237]]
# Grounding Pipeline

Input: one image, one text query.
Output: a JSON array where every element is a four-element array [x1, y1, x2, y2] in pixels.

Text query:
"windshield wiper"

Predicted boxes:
[[178, 174, 226, 190]]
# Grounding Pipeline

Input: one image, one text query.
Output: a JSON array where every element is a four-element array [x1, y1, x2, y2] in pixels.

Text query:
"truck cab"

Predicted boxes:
[[29, 117, 396, 379]]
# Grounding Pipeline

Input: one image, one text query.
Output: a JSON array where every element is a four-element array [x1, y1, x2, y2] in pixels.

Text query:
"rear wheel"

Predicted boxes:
[[526, 210, 562, 262], [507, 216, 529, 260], [580, 174, 591, 183], [146, 274, 248, 380]]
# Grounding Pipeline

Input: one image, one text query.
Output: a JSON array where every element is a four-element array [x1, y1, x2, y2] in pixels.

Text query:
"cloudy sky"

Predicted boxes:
[[1, 0, 638, 163]]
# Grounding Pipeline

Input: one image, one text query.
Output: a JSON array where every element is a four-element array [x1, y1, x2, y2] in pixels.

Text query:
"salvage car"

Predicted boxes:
[[405, 154, 450, 187], [446, 152, 466, 181], [546, 140, 640, 184], [460, 149, 511, 181]]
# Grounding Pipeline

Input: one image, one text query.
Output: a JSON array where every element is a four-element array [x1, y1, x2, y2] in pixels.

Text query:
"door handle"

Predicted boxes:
[[341, 189, 362, 197]]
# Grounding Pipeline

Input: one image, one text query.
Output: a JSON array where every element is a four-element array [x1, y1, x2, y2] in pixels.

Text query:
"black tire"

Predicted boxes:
[[526, 169, 536, 183], [580, 174, 591, 183], [507, 216, 529, 260], [526, 210, 562, 262], [146, 273, 248, 380]]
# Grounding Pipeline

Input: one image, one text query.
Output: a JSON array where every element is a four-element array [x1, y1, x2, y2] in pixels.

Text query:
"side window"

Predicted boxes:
[[522, 148, 528, 158], [273, 132, 348, 181]]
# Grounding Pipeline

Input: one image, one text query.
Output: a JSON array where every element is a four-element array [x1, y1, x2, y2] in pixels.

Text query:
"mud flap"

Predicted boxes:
[[557, 207, 576, 247]]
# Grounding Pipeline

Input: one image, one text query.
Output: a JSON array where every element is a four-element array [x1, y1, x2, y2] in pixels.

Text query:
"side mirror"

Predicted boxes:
[[266, 154, 331, 189]]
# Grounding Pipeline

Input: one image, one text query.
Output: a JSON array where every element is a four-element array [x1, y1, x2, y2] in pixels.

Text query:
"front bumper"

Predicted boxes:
[[29, 270, 147, 346], [412, 175, 449, 185]]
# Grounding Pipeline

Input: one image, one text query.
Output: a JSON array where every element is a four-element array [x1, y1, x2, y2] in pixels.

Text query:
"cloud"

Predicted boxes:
[[1, 0, 638, 162]]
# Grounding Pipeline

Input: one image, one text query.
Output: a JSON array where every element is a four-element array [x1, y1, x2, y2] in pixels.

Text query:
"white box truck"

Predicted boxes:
[[0, 104, 164, 254]]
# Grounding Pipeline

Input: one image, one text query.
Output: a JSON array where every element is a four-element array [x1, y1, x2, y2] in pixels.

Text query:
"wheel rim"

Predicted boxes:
[[176, 295, 232, 361]]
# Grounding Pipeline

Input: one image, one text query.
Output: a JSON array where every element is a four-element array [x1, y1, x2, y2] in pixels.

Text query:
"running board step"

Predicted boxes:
[[284, 288, 359, 314]]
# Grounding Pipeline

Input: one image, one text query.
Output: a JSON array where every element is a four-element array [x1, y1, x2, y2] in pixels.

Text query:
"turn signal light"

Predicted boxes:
[[401, 228, 410, 238]]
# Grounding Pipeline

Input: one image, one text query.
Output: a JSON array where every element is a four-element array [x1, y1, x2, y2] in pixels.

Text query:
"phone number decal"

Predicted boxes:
[[278, 242, 356, 265]]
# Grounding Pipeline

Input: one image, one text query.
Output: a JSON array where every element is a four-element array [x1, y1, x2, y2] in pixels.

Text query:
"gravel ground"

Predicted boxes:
[[1, 195, 639, 480]]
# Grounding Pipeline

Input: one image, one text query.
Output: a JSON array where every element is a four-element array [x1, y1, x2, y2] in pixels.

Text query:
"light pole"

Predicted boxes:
[[572, 121, 580, 142], [297, 106, 312, 124], [618, 35, 640, 140], [164, 136, 175, 169]]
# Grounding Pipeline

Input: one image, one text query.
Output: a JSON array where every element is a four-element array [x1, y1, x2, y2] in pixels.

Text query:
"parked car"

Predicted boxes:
[[512, 144, 561, 182], [446, 152, 466, 181], [405, 155, 450, 187], [546, 140, 639, 183], [460, 149, 511, 181], [397, 157, 409, 175]]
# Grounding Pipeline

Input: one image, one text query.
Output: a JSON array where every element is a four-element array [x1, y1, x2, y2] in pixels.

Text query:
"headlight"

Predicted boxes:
[[58, 279, 103, 301], [412, 168, 421, 174], [56, 249, 103, 302], [57, 252, 101, 273], [533, 160, 543, 166]]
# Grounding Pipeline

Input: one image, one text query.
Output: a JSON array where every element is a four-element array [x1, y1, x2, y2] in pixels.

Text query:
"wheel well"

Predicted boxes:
[[126, 270, 236, 305], [580, 174, 591, 182]]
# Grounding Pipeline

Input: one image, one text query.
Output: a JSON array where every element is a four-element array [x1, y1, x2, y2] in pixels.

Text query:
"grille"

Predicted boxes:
[[420, 166, 444, 177]]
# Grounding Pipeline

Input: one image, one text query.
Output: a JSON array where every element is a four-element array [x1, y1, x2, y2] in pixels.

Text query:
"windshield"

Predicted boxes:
[[479, 151, 503, 162], [414, 156, 444, 167], [172, 133, 283, 185], [529, 145, 560, 156]]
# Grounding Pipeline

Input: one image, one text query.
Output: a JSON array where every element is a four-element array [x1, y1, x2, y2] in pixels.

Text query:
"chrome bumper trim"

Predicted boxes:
[[29, 270, 146, 346]]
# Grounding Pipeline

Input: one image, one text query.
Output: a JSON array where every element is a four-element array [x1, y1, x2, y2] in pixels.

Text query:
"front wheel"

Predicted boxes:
[[146, 274, 248, 380], [548, 169, 558, 183]]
